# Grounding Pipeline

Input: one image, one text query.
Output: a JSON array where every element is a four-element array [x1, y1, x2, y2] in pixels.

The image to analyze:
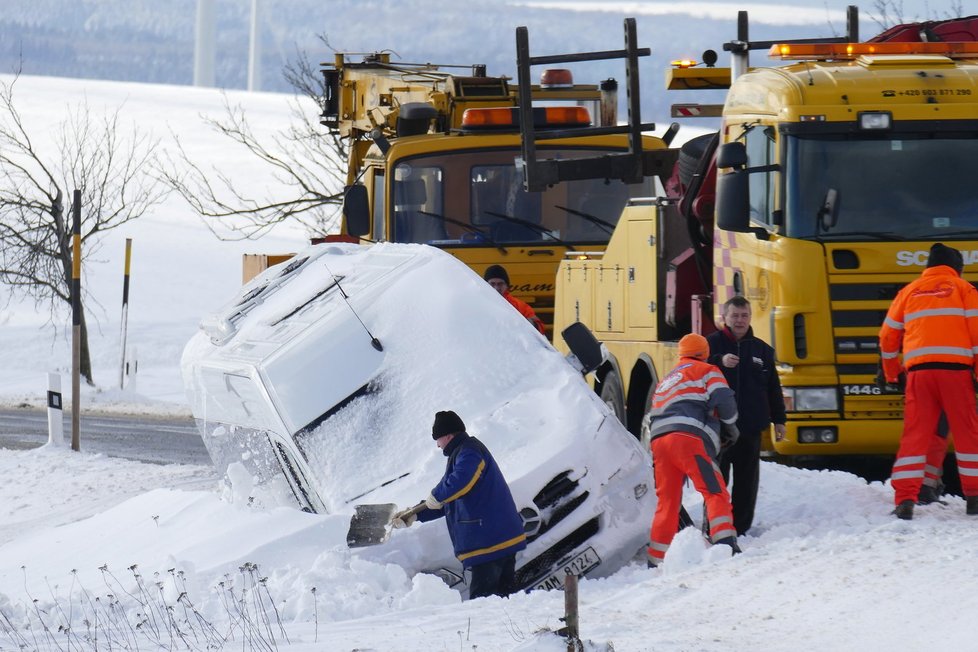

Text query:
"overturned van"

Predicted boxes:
[[181, 242, 654, 595]]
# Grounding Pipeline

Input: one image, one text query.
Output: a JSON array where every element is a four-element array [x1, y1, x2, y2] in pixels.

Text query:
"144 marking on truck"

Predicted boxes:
[[897, 250, 978, 266], [842, 384, 881, 396]]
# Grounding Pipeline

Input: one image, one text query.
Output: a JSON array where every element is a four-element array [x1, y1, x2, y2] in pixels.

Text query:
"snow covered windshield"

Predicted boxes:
[[784, 133, 978, 240], [390, 148, 655, 245]]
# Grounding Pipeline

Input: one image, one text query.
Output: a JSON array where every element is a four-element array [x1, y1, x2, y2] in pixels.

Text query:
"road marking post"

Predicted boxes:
[[47, 372, 64, 446]]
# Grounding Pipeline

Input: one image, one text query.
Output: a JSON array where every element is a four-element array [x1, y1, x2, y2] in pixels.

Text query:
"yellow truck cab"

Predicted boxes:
[[327, 49, 672, 337], [550, 10, 978, 459], [714, 37, 978, 455]]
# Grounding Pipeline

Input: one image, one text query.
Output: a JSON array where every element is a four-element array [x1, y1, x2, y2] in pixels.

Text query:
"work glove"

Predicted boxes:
[[875, 368, 905, 393], [424, 492, 443, 510], [720, 422, 740, 450], [390, 507, 418, 529]]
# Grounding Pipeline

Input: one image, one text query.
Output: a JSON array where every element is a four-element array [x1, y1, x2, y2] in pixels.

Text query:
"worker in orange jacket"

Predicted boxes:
[[879, 243, 978, 519], [644, 333, 740, 567], [484, 264, 546, 335]]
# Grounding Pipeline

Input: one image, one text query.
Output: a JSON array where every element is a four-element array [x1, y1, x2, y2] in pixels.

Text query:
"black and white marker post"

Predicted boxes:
[[46, 372, 64, 446], [71, 190, 81, 452], [119, 238, 132, 389]]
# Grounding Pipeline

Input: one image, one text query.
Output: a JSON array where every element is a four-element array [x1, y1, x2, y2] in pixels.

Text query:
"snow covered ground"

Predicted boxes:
[[1, 75, 976, 651]]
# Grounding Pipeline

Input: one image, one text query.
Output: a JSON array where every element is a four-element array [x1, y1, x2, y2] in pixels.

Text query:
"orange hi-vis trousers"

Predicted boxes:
[[892, 368, 978, 504], [648, 432, 737, 566]]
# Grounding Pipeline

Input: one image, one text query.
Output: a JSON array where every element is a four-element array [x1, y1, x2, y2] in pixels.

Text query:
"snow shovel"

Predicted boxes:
[[346, 501, 426, 548]]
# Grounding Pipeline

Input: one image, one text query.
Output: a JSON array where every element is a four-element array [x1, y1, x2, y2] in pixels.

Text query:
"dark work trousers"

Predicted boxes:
[[719, 429, 762, 536], [467, 554, 517, 600]]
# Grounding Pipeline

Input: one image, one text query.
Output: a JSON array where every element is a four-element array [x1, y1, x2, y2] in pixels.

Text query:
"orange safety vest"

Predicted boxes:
[[504, 291, 546, 335], [879, 265, 978, 382], [647, 356, 738, 456]]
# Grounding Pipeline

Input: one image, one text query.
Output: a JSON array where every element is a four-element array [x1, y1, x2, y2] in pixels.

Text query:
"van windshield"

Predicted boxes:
[[784, 133, 978, 240]]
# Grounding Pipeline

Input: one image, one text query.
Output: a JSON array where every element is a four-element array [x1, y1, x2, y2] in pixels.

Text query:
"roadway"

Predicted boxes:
[[0, 407, 210, 466]]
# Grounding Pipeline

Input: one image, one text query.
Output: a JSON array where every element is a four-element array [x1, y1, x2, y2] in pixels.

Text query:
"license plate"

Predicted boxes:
[[532, 546, 601, 591]]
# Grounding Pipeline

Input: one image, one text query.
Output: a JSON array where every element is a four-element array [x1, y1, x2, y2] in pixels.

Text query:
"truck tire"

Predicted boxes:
[[677, 132, 716, 188], [639, 385, 656, 451], [600, 372, 626, 426]]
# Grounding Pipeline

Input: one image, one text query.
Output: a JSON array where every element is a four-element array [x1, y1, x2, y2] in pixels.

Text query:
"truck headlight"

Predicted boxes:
[[783, 387, 838, 411]]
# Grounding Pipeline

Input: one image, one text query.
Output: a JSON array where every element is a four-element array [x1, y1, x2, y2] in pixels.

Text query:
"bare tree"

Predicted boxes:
[[160, 42, 348, 240], [0, 74, 167, 384]]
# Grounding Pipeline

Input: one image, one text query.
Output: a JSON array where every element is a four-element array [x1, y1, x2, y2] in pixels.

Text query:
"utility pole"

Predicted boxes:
[[248, 0, 262, 91], [193, 0, 216, 87], [119, 238, 132, 389], [71, 189, 81, 452]]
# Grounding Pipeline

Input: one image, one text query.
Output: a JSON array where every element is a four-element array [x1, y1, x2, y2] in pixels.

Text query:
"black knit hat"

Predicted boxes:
[[927, 243, 964, 274], [432, 410, 466, 439], [483, 264, 509, 285]]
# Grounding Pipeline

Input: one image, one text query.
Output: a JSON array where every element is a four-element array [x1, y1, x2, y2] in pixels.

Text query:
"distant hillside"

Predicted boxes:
[[0, 0, 960, 123]]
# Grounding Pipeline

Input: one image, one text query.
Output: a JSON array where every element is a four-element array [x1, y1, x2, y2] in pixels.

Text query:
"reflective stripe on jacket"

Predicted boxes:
[[646, 356, 738, 456], [879, 265, 978, 381]]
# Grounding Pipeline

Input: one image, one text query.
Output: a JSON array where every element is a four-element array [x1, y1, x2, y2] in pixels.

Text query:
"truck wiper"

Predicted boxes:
[[418, 210, 508, 254], [815, 231, 907, 241], [921, 230, 978, 239], [486, 211, 575, 249], [553, 205, 615, 234]]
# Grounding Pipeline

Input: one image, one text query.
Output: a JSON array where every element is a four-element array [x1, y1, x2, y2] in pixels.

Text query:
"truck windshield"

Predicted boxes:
[[784, 134, 978, 240], [391, 147, 654, 245]]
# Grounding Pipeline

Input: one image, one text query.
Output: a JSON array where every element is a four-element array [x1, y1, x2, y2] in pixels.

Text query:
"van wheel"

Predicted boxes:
[[600, 372, 626, 425]]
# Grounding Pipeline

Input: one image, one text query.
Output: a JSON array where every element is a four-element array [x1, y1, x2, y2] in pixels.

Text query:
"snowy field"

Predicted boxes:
[[0, 74, 976, 651]]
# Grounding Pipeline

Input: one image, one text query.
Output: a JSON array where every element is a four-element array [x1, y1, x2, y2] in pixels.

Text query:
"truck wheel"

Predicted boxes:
[[600, 372, 626, 425], [639, 385, 655, 450]]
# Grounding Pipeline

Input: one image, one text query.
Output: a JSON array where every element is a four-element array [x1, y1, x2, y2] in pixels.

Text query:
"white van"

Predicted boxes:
[[181, 242, 654, 595]]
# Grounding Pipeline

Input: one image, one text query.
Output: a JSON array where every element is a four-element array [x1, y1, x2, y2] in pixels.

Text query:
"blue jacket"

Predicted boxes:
[[706, 326, 786, 435], [417, 433, 527, 568]]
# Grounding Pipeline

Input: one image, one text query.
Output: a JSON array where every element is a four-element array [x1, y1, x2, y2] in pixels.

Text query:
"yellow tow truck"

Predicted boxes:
[[544, 9, 978, 459], [320, 35, 678, 337]]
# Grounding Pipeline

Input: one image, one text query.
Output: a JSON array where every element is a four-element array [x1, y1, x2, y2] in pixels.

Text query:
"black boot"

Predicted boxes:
[[917, 485, 939, 505], [966, 496, 978, 516], [714, 536, 741, 555], [893, 499, 914, 520]]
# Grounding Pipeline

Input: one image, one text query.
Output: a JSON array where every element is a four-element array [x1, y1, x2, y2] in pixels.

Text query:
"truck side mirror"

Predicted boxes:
[[343, 185, 370, 237], [561, 322, 605, 374], [716, 141, 747, 169], [715, 143, 749, 233]]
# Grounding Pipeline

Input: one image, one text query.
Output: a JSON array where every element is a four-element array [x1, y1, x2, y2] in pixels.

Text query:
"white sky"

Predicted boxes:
[[0, 73, 976, 651]]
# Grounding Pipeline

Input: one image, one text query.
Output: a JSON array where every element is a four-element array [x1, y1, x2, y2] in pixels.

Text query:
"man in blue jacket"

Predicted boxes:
[[706, 296, 787, 535], [392, 410, 527, 599]]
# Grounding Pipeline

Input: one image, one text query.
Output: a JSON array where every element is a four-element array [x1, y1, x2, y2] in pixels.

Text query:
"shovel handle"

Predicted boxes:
[[391, 501, 428, 526]]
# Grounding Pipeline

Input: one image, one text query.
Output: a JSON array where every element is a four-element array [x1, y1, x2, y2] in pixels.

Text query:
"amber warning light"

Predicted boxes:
[[461, 106, 591, 130], [540, 68, 574, 88], [770, 41, 978, 60]]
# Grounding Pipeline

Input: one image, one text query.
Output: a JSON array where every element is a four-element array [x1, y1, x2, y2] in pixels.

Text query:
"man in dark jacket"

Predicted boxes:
[[706, 296, 787, 535], [391, 410, 527, 599]]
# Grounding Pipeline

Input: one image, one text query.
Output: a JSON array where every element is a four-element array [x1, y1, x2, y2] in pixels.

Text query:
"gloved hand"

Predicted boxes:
[[875, 367, 906, 393], [720, 422, 740, 450], [391, 507, 418, 529], [892, 372, 907, 392], [425, 492, 443, 510]]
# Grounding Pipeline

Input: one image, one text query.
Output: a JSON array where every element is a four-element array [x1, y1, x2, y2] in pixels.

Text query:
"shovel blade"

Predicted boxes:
[[347, 503, 397, 548]]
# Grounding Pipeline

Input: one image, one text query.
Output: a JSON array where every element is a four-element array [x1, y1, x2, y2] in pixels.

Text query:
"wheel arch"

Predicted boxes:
[[625, 354, 659, 438]]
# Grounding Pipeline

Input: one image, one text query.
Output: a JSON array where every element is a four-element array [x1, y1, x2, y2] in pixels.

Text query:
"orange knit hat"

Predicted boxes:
[[677, 333, 709, 360]]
